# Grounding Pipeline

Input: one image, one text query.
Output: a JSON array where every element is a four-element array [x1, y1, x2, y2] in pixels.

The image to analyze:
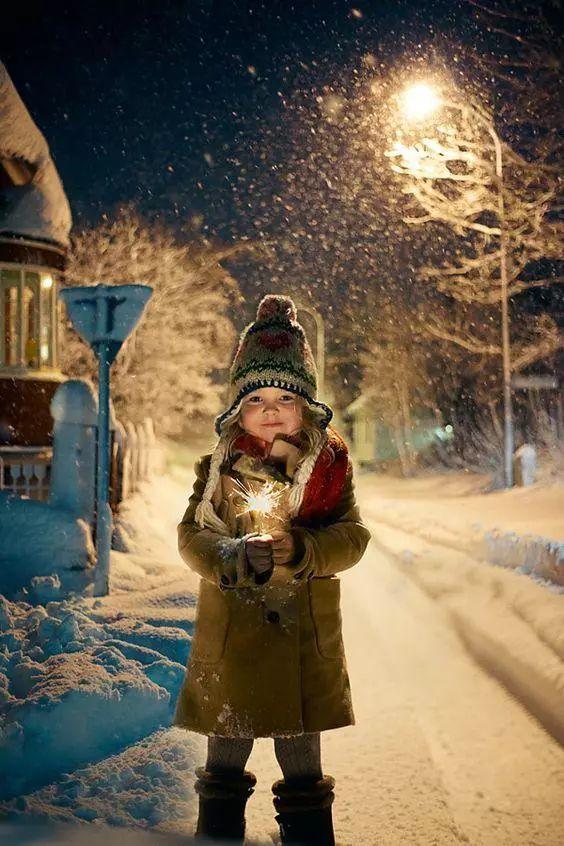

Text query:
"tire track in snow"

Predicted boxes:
[[353, 525, 564, 846]]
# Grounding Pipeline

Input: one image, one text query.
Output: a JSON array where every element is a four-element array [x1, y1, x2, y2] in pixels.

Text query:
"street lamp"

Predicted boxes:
[[399, 82, 514, 487], [401, 83, 441, 121]]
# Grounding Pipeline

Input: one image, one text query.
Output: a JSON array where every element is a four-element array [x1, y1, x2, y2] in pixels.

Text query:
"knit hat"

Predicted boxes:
[[194, 295, 334, 535], [214, 294, 333, 435]]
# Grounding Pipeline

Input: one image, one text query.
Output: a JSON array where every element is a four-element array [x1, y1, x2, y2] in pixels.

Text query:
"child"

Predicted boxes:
[[173, 294, 371, 844]]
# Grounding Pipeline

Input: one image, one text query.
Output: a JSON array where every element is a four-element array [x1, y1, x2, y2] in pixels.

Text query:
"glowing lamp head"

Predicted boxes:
[[401, 83, 441, 121]]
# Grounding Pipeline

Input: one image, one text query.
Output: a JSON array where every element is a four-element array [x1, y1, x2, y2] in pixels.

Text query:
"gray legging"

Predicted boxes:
[[206, 732, 323, 780]]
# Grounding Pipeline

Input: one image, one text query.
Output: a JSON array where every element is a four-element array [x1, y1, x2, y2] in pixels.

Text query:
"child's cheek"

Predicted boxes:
[[290, 406, 303, 427]]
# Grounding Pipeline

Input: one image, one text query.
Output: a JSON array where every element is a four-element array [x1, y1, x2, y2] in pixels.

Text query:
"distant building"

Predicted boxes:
[[343, 391, 449, 470], [0, 61, 71, 447]]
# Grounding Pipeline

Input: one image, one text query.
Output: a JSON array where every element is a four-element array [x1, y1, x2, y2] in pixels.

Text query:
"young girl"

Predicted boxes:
[[173, 295, 371, 844]]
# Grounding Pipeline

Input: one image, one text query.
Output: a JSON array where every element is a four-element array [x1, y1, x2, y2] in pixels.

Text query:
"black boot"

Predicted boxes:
[[272, 774, 336, 845], [194, 765, 257, 841]]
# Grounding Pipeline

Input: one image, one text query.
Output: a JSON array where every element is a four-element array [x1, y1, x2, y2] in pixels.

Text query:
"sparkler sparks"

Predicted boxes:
[[233, 477, 288, 534]]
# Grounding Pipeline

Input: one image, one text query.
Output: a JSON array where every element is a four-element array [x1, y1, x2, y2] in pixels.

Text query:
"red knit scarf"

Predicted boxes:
[[231, 426, 350, 526]]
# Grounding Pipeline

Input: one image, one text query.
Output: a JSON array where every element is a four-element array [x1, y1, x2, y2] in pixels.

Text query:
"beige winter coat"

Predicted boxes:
[[172, 447, 371, 737]]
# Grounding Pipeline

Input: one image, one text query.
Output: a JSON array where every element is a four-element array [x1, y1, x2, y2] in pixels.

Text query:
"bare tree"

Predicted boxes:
[[62, 206, 246, 439], [465, 0, 563, 144]]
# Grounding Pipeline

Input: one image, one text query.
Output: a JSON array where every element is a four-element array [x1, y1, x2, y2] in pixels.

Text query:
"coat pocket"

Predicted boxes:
[[309, 577, 343, 660], [190, 582, 231, 664]]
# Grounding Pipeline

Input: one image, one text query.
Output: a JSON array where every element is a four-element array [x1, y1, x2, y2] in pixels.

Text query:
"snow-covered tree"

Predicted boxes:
[[62, 207, 245, 439], [386, 93, 562, 371], [345, 293, 441, 476]]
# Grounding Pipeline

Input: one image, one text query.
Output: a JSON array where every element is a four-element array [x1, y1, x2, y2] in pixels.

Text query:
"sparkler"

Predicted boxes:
[[233, 477, 288, 535]]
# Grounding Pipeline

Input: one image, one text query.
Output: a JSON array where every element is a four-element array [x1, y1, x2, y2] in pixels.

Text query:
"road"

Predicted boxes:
[[241, 521, 564, 846]]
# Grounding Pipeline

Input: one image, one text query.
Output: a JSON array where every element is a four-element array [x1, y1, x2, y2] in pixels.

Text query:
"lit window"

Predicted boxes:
[[0, 267, 58, 370], [24, 273, 40, 367]]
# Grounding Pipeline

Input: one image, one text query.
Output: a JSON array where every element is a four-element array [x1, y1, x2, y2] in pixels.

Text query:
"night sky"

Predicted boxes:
[[1, 0, 463, 239], [2, 0, 560, 354]]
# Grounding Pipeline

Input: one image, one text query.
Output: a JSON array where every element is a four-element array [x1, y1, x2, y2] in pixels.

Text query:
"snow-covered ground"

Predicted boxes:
[[1, 458, 564, 845], [0, 470, 204, 837], [356, 471, 564, 586], [357, 470, 564, 747]]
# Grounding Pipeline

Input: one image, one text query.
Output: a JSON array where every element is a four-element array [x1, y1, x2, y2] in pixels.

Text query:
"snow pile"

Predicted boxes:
[[358, 473, 564, 587], [0, 728, 203, 835], [0, 62, 72, 246], [0, 594, 190, 801], [481, 529, 564, 585], [0, 466, 202, 831], [0, 493, 96, 601]]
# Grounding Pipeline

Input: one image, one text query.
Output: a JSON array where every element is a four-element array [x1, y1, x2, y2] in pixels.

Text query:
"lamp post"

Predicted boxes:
[[399, 83, 514, 487]]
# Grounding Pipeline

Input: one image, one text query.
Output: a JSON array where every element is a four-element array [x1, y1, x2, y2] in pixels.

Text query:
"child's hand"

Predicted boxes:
[[245, 534, 274, 576], [270, 530, 296, 566]]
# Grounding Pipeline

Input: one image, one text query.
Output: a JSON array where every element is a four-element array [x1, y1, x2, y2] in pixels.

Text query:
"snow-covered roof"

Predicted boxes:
[[0, 62, 71, 248]]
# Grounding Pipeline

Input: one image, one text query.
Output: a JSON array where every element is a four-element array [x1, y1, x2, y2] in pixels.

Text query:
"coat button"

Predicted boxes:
[[266, 610, 280, 624]]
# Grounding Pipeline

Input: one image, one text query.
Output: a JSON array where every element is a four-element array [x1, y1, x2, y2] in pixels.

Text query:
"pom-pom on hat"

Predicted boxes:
[[214, 294, 333, 435]]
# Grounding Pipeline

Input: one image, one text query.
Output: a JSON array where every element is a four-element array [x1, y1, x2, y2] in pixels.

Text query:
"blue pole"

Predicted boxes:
[[58, 283, 153, 596], [95, 340, 113, 594]]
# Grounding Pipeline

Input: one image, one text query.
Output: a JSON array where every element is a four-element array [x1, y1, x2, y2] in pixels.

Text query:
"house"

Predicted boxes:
[[343, 390, 449, 470], [0, 61, 71, 454]]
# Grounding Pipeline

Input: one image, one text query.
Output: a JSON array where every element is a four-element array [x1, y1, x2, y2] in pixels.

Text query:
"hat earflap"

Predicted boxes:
[[194, 435, 231, 536]]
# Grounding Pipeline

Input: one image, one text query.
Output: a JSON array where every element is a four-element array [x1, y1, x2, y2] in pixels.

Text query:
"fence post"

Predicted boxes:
[[113, 420, 126, 506], [49, 380, 98, 522], [514, 444, 537, 487], [137, 421, 148, 481], [143, 417, 156, 477]]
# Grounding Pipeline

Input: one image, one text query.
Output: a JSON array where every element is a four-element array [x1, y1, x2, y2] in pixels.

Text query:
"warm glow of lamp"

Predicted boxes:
[[41, 274, 54, 289], [401, 83, 441, 121]]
